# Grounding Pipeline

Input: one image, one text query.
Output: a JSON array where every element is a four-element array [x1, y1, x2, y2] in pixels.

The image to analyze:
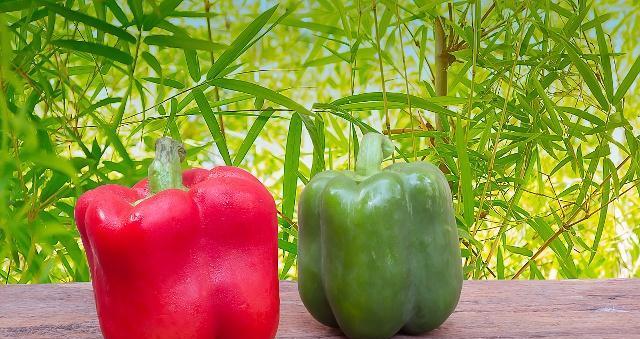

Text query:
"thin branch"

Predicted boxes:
[[512, 179, 640, 279]]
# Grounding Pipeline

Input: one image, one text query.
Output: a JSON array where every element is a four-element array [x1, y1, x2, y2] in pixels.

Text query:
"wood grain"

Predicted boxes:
[[1, 279, 639, 338]]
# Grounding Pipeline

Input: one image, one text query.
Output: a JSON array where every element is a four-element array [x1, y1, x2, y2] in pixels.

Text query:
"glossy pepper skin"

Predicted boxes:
[[298, 133, 462, 339], [74, 138, 279, 339]]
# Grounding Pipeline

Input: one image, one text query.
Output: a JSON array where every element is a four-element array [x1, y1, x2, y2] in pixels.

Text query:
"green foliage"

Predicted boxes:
[[2, 0, 640, 283]]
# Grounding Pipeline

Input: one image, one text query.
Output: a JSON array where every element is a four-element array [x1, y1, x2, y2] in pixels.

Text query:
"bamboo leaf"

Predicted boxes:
[[209, 78, 314, 117], [42, 1, 136, 42], [528, 218, 577, 278], [93, 118, 133, 167], [283, 113, 302, 220], [144, 34, 227, 52], [193, 88, 232, 165], [496, 246, 504, 279], [613, 55, 640, 105], [456, 119, 474, 230], [558, 106, 605, 126], [51, 40, 133, 64], [106, 0, 129, 26], [142, 77, 184, 89], [280, 17, 345, 36], [590, 155, 611, 264], [209, 78, 325, 169], [570, 146, 604, 217], [505, 245, 533, 257], [594, 10, 613, 101], [304, 47, 376, 67], [563, 1, 591, 37], [80, 97, 122, 117], [141, 51, 162, 75], [582, 13, 613, 31], [0, 0, 37, 13], [142, 0, 184, 30], [168, 11, 218, 18], [233, 108, 275, 166], [280, 251, 296, 279], [531, 75, 563, 134], [206, 4, 280, 80], [278, 239, 297, 254], [328, 92, 460, 118], [163, 98, 180, 139], [127, 0, 143, 28], [184, 49, 201, 81], [551, 32, 609, 110]]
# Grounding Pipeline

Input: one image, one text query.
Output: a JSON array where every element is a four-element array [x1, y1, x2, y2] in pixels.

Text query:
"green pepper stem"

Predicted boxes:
[[148, 137, 186, 194], [355, 132, 394, 176]]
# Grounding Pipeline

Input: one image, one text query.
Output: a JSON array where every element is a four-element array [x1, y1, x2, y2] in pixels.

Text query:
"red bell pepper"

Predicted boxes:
[[74, 137, 279, 339]]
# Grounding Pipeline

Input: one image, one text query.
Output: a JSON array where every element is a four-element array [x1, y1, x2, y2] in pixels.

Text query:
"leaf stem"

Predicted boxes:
[[355, 132, 393, 177], [148, 137, 186, 194]]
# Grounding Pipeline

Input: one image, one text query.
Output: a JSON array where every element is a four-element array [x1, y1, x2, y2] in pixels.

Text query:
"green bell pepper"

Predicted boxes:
[[297, 132, 462, 339]]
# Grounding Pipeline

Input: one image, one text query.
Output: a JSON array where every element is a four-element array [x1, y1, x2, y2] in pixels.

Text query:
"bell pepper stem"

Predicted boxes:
[[148, 137, 186, 194], [355, 133, 394, 177]]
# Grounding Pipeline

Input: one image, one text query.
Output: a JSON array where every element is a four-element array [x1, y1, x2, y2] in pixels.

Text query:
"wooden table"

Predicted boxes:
[[1, 279, 639, 338]]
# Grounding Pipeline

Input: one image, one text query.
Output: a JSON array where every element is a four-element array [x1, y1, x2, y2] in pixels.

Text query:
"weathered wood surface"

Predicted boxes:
[[1, 279, 639, 338]]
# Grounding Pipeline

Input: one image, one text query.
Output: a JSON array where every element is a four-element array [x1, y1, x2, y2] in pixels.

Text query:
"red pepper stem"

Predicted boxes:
[[148, 137, 186, 194], [355, 132, 394, 177]]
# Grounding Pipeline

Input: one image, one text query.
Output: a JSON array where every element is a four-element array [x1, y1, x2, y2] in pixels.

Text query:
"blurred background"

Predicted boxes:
[[1, 0, 640, 283]]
